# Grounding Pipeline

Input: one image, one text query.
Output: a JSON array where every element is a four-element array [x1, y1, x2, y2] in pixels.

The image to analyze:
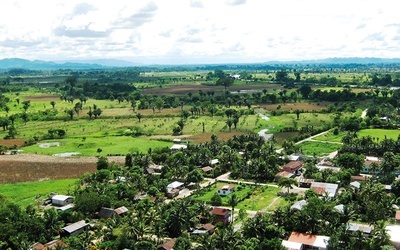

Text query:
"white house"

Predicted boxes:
[[167, 181, 184, 191], [217, 184, 235, 196], [51, 195, 74, 206]]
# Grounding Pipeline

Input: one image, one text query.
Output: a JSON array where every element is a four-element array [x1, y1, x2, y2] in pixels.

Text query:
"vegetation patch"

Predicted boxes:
[[296, 141, 342, 156], [235, 185, 285, 211], [358, 129, 400, 141], [0, 178, 77, 207]]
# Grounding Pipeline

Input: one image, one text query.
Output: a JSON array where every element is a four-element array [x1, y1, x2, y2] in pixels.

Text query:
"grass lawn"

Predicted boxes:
[[192, 182, 253, 206], [21, 136, 172, 156], [236, 186, 286, 211], [0, 179, 78, 207], [313, 130, 346, 143], [358, 129, 400, 141], [297, 141, 342, 156]]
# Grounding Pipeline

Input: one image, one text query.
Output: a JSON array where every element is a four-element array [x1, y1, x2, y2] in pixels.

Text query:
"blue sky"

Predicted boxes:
[[0, 0, 399, 64]]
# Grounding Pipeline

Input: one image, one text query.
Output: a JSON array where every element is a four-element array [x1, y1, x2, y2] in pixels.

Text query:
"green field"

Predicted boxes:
[[192, 182, 253, 206], [313, 130, 346, 143], [358, 129, 400, 140], [0, 179, 78, 207], [192, 182, 285, 211], [297, 141, 342, 156], [21, 136, 172, 155], [236, 185, 287, 211]]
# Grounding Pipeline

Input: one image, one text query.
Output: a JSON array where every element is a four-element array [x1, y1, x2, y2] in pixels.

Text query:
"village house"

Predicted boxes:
[[191, 223, 216, 235], [298, 178, 314, 188], [167, 181, 184, 191], [30, 240, 67, 250], [98, 207, 115, 219], [51, 194, 74, 207], [347, 223, 373, 237], [157, 238, 176, 250], [114, 206, 129, 216], [396, 211, 400, 224], [362, 156, 381, 174], [210, 207, 231, 224], [310, 182, 339, 197], [217, 184, 235, 196], [282, 161, 303, 176], [274, 171, 295, 181], [282, 232, 330, 250], [61, 220, 89, 237]]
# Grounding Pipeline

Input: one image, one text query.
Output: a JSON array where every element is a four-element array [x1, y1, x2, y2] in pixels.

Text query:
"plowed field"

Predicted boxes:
[[0, 154, 124, 183]]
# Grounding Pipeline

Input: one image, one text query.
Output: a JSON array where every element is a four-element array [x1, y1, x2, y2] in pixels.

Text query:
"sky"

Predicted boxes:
[[0, 0, 399, 64]]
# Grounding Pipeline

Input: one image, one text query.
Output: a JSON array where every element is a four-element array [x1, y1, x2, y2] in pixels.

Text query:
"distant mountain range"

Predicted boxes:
[[1, 57, 400, 70]]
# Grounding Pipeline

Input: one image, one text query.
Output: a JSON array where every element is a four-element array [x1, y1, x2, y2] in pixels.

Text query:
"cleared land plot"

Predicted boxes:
[[235, 186, 287, 211], [259, 102, 327, 111], [297, 141, 342, 156], [0, 154, 124, 183], [0, 179, 78, 207]]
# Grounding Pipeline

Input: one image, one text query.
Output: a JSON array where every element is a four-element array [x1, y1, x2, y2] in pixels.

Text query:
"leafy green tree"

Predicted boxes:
[[211, 192, 222, 206], [96, 156, 109, 170], [136, 112, 143, 123], [334, 152, 364, 175], [278, 177, 298, 194]]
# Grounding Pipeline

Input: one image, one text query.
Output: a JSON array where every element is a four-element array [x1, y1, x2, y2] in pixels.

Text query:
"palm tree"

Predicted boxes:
[[228, 193, 239, 224]]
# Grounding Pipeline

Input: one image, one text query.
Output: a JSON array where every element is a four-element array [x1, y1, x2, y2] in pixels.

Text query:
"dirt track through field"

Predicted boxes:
[[0, 154, 125, 183]]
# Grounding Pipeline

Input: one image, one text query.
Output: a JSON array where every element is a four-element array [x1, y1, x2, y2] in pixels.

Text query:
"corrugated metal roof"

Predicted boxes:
[[62, 220, 87, 233], [114, 206, 129, 215]]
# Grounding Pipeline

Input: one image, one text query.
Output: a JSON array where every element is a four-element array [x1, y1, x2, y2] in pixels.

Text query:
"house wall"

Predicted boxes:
[[52, 197, 73, 206]]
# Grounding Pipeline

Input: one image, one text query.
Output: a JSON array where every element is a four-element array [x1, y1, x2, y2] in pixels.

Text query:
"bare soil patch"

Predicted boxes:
[[24, 94, 59, 102], [259, 102, 327, 111], [0, 154, 125, 183], [190, 131, 251, 144], [0, 139, 26, 148]]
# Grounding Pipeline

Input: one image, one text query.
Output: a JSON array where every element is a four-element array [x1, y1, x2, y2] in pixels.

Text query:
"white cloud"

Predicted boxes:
[[0, 0, 399, 63]]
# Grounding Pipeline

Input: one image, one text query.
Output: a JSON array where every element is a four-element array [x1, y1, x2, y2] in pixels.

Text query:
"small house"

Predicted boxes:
[[191, 223, 215, 235], [275, 171, 294, 181], [114, 206, 129, 216], [282, 161, 303, 175], [167, 181, 184, 191], [98, 207, 115, 219], [30, 240, 67, 250], [210, 159, 219, 166], [282, 232, 330, 250], [157, 238, 176, 250], [51, 195, 74, 207], [210, 207, 231, 224], [298, 178, 314, 188], [61, 220, 88, 237], [291, 199, 307, 211], [171, 144, 187, 151], [167, 188, 180, 198], [310, 182, 339, 197], [217, 184, 235, 196], [347, 223, 373, 237]]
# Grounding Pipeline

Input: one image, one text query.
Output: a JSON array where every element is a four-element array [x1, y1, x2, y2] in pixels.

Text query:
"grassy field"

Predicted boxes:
[[192, 183, 285, 211], [236, 186, 286, 211], [297, 141, 342, 156], [21, 136, 172, 155], [313, 130, 346, 143], [0, 179, 78, 207], [358, 129, 400, 140], [192, 182, 253, 206]]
